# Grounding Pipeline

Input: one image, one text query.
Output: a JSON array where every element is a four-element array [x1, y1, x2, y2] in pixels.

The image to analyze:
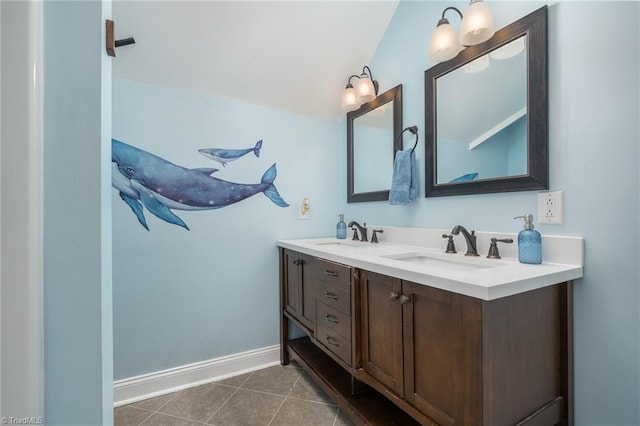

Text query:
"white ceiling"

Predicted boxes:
[[112, 1, 400, 120]]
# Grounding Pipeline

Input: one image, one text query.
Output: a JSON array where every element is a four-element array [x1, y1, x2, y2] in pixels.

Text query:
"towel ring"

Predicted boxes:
[[396, 125, 419, 153]]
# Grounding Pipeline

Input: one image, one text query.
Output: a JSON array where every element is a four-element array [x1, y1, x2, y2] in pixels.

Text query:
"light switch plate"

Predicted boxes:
[[298, 199, 310, 220], [538, 191, 563, 224]]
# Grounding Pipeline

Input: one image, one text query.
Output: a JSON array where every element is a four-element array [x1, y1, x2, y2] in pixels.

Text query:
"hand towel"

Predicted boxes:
[[389, 148, 418, 205]]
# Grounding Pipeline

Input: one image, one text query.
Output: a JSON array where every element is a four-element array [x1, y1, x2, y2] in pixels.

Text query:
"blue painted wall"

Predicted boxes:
[[343, 1, 639, 424], [112, 79, 343, 379], [112, 2, 639, 424], [44, 1, 113, 424]]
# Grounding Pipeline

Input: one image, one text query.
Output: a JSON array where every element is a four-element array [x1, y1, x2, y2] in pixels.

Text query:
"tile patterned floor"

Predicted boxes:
[[114, 363, 355, 426]]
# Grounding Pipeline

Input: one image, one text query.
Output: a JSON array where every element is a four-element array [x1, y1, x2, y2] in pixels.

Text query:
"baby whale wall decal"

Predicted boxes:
[[112, 139, 289, 231], [198, 139, 262, 167]]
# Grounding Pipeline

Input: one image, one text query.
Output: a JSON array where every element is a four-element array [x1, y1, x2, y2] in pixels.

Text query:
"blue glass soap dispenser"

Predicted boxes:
[[336, 214, 347, 239], [514, 214, 542, 264]]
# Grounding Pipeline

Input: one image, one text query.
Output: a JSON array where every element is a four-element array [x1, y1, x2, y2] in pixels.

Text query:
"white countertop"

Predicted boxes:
[[278, 228, 583, 300]]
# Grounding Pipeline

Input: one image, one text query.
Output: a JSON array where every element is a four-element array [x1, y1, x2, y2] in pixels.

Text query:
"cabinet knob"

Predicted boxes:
[[389, 292, 400, 301], [400, 295, 411, 305]]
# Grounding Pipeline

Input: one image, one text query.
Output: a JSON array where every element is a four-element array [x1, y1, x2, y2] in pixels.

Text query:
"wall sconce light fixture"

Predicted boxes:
[[341, 66, 379, 113], [428, 0, 495, 63]]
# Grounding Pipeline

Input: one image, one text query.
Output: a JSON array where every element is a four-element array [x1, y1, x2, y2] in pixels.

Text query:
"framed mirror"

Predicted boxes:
[[425, 6, 548, 197], [347, 84, 402, 202]]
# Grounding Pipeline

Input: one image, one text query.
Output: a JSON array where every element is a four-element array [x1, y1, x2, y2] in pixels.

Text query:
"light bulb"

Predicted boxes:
[[429, 21, 459, 62], [460, 0, 495, 46], [341, 86, 359, 112], [355, 76, 376, 104]]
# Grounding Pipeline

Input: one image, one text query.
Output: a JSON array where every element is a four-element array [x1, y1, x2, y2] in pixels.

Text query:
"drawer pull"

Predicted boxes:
[[326, 336, 340, 347], [325, 314, 339, 324], [324, 291, 339, 301], [324, 270, 338, 277]]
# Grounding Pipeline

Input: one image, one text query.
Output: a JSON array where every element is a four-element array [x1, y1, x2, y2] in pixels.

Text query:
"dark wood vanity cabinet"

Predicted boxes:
[[280, 248, 573, 426]]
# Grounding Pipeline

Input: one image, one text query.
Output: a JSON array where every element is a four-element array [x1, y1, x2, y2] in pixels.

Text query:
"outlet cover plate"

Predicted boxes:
[[538, 191, 563, 224]]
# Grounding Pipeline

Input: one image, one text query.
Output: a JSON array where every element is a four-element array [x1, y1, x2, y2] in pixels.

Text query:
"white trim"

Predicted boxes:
[[113, 345, 280, 407], [29, 2, 45, 415], [0, 1, 3, 414], [0, 0, 44, 416]]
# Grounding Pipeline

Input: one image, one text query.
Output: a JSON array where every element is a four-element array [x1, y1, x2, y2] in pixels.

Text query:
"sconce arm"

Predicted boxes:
[[346, 74, 361, 88], [362, 66, 374, 80], [441, 6, 463, 21]]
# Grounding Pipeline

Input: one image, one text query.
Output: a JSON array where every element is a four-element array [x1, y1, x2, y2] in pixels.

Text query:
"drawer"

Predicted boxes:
[[316, 322, 351, 365], [314, 259, 351, 315], [317, 283, 350, 315], [314, 258, 352, 286], [316, 300, 351, 341]]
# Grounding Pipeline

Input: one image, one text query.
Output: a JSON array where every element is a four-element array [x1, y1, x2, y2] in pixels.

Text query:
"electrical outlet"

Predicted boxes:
[[538, 191, 563, 224]]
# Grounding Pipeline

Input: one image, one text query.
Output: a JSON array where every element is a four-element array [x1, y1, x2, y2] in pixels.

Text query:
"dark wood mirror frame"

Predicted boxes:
[[425, 6, 548, 197], [347, 84, 403, 203]]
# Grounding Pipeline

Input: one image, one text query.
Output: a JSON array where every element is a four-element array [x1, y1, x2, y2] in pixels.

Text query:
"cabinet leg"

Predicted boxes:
[[560, 282, 574, 426], [281, 313, 290, 366], [279, 247, 290, 366], [350, 375, 367, 395]]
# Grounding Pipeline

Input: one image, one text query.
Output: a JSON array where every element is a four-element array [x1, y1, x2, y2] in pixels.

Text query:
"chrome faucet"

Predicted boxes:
[[451, 225, 479, 256], [348, 221, 368, 242]]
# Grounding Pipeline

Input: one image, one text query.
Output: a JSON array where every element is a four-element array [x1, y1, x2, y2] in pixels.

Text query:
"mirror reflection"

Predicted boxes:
[[353, 104, 394, 193], [436, 37, 528, 184], [347, 85, 402, 203]]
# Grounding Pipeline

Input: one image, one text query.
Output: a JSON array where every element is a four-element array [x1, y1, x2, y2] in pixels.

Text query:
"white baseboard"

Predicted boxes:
[[113, 345, 280, 407]]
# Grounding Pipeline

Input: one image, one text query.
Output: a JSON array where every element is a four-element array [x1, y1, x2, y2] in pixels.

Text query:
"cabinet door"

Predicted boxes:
[[402, 281, 482, 426], [282, 250, 314, 331], [361, 271, 404, 396], [283, 249, 300, 318], [298, 253, 315, 329]]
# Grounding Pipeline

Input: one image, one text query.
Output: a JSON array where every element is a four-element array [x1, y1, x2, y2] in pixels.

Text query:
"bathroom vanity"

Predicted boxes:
[[278, 227, 583, 425]]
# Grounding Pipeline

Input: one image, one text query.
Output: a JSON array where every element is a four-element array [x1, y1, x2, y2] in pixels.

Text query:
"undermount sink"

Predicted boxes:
[[312, 240, 502, 271], [313, 240, 366, 248], [383, 252, 494, 271]]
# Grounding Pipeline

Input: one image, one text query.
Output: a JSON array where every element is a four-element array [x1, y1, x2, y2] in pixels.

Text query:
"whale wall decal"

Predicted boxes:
[[112, 139, 289, 231], [198, 140, 262, 167]]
